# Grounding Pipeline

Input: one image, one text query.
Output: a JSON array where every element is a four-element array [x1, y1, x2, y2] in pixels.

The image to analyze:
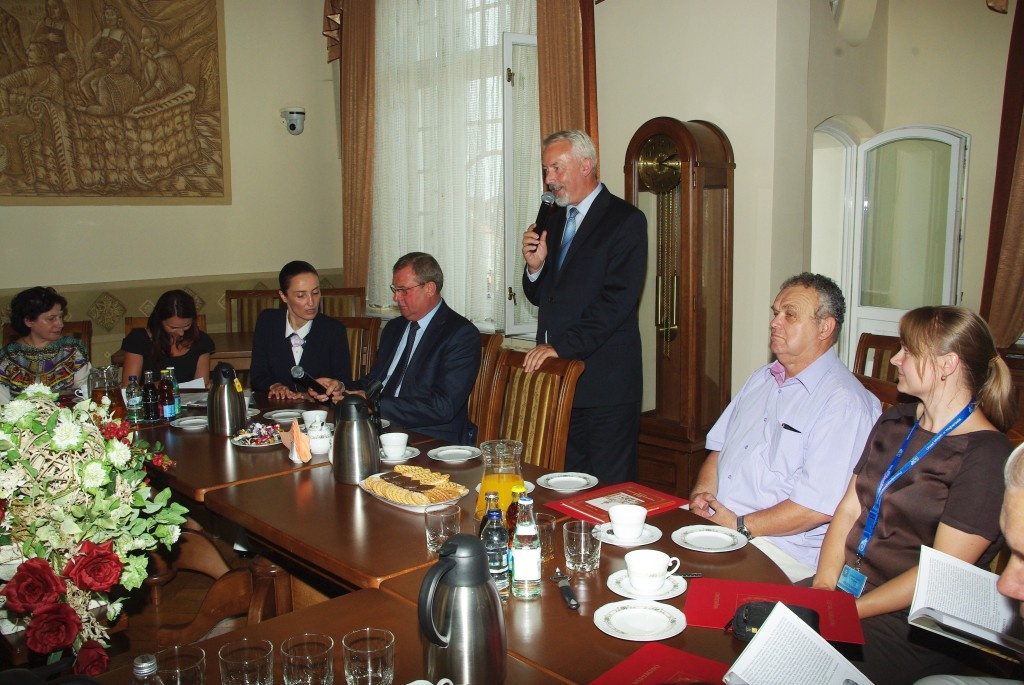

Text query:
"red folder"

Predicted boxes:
[[544, 481, 688, 524], [684, 577, 864, 644], [588, 643, 729, 684]]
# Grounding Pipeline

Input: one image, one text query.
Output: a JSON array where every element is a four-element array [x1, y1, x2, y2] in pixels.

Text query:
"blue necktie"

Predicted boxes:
[[557, 207, 580, 269], [384, 321, 419, 398]]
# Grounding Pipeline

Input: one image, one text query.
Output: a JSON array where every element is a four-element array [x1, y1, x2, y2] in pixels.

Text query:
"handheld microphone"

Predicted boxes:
[[535, 192, 556, 229], [290, 365, 328, 395], [365, 378, 384, 403]]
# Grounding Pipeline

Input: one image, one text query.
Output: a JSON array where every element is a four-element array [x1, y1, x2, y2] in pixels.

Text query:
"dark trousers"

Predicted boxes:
[[564, 402, 640, 484]]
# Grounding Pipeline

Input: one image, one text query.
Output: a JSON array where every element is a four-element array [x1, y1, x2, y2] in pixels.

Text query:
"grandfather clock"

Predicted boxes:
[[624, 118, 735, 496]]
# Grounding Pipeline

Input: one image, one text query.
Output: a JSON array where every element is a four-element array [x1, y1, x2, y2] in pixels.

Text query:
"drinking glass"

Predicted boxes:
[[156, 645, 206, 685], [219, 638, 274, 685], [535, 513, 556, 563], [424, 504, 461, 553], [282, 633, 334, 685], [563, 520, 601, 572], [342, 627, 394, 685]]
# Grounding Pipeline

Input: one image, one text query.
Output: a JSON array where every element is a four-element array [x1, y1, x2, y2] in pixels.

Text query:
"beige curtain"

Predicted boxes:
[[537, 0, 598, 151], [981, 3, 1024, 345], [336, 0, 375, 289]]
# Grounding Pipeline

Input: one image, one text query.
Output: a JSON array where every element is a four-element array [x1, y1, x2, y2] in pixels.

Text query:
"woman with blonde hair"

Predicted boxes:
[[813, 306, 1016, 684]]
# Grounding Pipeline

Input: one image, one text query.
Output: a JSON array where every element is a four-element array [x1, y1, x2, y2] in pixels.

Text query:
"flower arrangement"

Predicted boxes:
[[0, 384, 188, 675]]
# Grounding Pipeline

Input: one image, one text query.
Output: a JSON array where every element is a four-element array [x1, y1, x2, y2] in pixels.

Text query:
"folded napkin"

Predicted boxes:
[[283, 419, 312, 464]]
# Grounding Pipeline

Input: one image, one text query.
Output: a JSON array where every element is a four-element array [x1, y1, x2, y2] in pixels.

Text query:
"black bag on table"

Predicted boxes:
[[726, 601, 821, 642]]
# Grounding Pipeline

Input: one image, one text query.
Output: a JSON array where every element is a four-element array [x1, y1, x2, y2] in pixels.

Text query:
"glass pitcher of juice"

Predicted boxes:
[[476, 439, 525, 519]]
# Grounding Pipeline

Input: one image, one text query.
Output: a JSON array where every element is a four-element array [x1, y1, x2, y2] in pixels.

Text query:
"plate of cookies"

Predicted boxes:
[[360, 464, 470, 512]]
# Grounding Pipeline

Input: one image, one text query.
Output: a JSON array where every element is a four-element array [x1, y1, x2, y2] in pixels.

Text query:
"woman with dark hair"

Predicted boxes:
[[812, 306, 1017, 684], [250, 261, 351, 400], [0, 286, 90, 403], [120, 290, 214, 386]]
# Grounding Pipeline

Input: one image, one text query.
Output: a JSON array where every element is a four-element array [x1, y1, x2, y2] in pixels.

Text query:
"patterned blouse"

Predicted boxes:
[[0, 337, 91, 403]]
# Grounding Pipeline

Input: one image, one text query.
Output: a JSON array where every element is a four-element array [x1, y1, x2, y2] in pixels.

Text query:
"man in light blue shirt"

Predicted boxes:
[[690, 273, 881, 580]]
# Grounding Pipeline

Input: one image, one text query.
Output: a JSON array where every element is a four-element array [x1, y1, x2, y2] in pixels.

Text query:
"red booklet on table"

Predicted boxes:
[[544, 481, 688, 523], [589, 643, 729, 684], [684, 578, 864, 644]]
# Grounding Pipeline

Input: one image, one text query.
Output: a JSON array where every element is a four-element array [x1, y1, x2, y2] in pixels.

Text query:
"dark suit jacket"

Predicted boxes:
[[250, 309, 352, 392], [355, 300, 480, 444], [522, 184, 647, 407]]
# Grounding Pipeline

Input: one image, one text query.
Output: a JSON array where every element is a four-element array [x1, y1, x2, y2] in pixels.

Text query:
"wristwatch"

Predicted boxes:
[[736, 515, 753, 541]]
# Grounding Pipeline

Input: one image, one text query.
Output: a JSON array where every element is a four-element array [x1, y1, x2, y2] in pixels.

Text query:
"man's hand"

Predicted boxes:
[[522, 225, 548, 273], [524, 344, 559, 372], [307, 378, 343, 403], [267, 383, 306, 401], [689, 491, 717, 518], [690, 496, 738, 530]]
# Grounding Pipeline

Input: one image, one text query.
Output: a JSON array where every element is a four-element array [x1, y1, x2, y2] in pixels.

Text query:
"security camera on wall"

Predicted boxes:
[[281, 108, 305, 135]]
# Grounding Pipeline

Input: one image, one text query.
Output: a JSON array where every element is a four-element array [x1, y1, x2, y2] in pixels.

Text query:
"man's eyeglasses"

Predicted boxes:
[[390, 282, 427, 295]]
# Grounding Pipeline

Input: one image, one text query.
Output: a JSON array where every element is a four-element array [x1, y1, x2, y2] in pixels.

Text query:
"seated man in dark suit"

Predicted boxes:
[[320, 252, 481, 444]]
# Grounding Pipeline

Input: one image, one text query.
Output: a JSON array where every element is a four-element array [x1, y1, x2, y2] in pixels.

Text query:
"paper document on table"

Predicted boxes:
[[182, 391, 208, 407], [724, 603, 873, 685], [179, 378, 206, 390], [909, 546, 1024, 659]]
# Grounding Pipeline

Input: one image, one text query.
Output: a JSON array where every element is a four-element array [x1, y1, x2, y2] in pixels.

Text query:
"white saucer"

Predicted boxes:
[[593, 600, 686, 641], [379, 446, 420, 463], [592, 523, 662, 548], [263, 409, 303, 423], [169, 416, 208, 430], [671, 525, 747, 553], [427, 445, 482, 463], [474, 481, 535, 494], [536, 472, 598, 492], [606, 570, 686, 600]]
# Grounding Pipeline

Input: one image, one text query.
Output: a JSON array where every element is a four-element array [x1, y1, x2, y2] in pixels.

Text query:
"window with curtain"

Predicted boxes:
[[369, 0, 537, 331]]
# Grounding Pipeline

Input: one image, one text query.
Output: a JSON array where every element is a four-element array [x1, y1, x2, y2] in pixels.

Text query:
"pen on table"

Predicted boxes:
[[675, 572, 703, 578], [781, 422, 801, 433]]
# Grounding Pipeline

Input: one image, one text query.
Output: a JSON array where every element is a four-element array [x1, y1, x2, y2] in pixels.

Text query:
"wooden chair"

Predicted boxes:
[[853, 332, 901, 383], [853, 372, 918, 411], [150, 531, 296, 646], [321, 287, 366, 317], [335, 315, 381, 381], [225, 290, 281, 333], [124, 314, 208, 337], [479, 348, 584, 471], [2, 320, 93, 359], [469, 332, 504, 433]]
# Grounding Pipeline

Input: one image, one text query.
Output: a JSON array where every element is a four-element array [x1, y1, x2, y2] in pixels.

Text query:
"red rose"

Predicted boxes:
[[63, 540, 123, 593], [73, 640, 110, 676], [25, 602, 81, 653], [0, 498, 7, 523], [0, 558, 66, 614]]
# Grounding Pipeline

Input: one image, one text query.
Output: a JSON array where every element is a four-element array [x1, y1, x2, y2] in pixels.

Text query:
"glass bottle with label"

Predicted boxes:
[[510, 496, 541, 599], [481, 508, 510, 600], [125, 375, 143, 423], [141, 371, 159, 422]]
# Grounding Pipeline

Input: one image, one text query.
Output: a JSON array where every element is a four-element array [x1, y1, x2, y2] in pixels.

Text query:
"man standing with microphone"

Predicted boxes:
[[521, 130, 648, 484]]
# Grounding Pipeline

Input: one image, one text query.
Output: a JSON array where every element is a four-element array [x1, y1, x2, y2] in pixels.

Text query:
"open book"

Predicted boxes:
[[724, 603, 873, 685], [909, 546, 1024, 660]]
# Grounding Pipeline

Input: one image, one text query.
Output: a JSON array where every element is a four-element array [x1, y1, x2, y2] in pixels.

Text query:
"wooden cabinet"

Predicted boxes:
[[624, 118, 735, 496]]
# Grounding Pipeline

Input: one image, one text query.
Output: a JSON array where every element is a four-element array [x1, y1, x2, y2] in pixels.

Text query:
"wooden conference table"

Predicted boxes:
[[97, 589, 566, 685], [136, 396, 789, 683]]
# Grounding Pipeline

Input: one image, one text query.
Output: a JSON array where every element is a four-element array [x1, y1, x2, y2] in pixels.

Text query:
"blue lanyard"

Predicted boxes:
[[855, 401, 975, 560]]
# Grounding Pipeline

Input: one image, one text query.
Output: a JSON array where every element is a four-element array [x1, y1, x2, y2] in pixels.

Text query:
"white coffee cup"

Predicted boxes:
[[407, 680, 454, 685], [302, 409, 328, 429], [624, 549, 680, 594], [608, 504, 647, 540], [380, 432, 409, 459]]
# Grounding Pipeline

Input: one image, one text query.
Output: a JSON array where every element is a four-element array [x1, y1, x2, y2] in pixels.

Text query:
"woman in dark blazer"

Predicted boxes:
[[249, 261, 351, 400]]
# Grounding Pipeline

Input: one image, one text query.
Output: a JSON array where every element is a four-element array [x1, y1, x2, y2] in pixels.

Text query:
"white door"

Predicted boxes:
[[844, 126, 969, 356]]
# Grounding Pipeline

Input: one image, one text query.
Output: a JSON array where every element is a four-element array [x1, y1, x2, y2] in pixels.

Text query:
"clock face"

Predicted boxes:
[[637, 135, 682, 193]]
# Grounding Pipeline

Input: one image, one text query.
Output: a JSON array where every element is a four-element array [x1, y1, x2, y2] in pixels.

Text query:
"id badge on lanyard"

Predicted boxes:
[[836, 401, 975, 598]]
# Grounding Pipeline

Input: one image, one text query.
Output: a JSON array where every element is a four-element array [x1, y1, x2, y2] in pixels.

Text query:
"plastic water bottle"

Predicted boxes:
[[166, 366, 180, 415], [510, 496, 541, 599], [125, 375, 143, 423], [130, 654, 166, 684], [481, 508, 510, 600]]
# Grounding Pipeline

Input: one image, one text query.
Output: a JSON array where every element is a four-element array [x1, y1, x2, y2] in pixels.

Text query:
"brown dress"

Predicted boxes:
[[839, 402, 1012, 685]]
